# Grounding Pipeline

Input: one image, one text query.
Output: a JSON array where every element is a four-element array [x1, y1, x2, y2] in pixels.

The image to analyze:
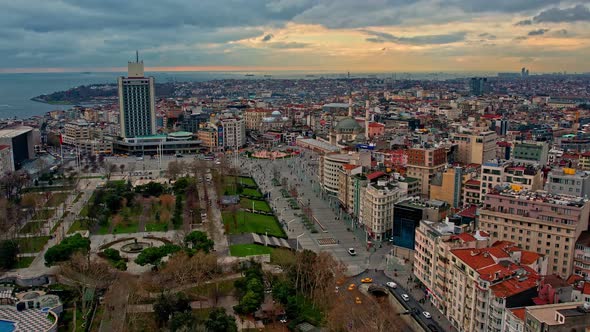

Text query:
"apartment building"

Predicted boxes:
[[454, 130, 497, 164], [524, 302, 590, 332], [579, 152, 590, 171], [360, 178, 407, 241], [414, 220, 490, 314], [337, 164, 363, 214], [197, 128, 218, 152], [463, 179, 482, 206], [320, 151, 370, 195], [244, 109, 271, 131], [62, 120, 91, 145], [430, 165, 479, 208], [479, 189, 590, 277], [545, 168, 590, 197], [406, 146, 447, 197], [574, 231, 590, 278], [512, 141, 549, 165], [447, 241, 546, 332], [480, 160, 543, 200]]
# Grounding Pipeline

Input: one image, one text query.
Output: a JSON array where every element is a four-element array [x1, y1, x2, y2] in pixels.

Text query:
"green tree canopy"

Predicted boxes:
[[134, 244, 181, 266], [205, 308, 237, 332], [184, 231, 214, 253], [45, 234, 91, 266]]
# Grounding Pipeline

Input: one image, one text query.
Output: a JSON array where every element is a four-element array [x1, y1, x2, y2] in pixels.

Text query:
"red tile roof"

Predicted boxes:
[[367, 171, 386, 181], [0, 145, 10, 151], [368, 122, 385, 128], [584, 282, 590, 295], [465, 179, 481, 186], [510, 308, 526, 321], [458, 205, 477, 218], [454, 233, 477, 242], [520, 251, 542, 265], [342, 164, 357, 171]]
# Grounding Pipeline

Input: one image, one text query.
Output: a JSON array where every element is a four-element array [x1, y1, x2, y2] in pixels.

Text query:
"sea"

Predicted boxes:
[[0, 71, 488, 120]]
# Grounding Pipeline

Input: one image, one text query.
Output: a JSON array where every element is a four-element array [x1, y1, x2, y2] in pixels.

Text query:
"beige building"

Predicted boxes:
[[414, 220, 490, 315], [524, 302, 590, 332], [480, 160, 543, 200], [430, 165, 479, 208], [454, 130, 497, 164], [244, 109, 271, 131], [406, 146, 447, 197], [337, 164, 363, 214], [360, 179, 407, 241], [63, 120, 91, 146], [479, 189, 590, 277], [320, 151, 370, 195], [447, 242, 547, 332], [197, 128, 218, 152]]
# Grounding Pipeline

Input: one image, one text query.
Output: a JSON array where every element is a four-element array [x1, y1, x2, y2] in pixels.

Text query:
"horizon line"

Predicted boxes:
[[0, 66, 582, 75]]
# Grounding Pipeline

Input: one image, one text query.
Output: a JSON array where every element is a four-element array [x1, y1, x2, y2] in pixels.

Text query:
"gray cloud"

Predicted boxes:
[[266, 42, 309, 49], [454, 0, 558, 13], [363, 30, 466, 45], [262, 34, 274, 42], [515, 19, 533, 26], [478, 33, 497, 39], [528, 28, 550, 36], [533, 5, 590, 23]]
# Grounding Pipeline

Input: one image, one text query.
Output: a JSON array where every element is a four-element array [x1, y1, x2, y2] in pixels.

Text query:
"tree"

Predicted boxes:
[[59, 252, 116, 314], [0, 240, 19, 269], [205, 308, 237, 332], [45, 233, 91, 266], [167, 160, 186, 180], [119, 164, 125, 174], [184, 231, 214, 253], [154, 251, 219, 289], [169, 311, 198, 332], [104, 162, 117, 181], [134, 244, 181, 266], [153, 292, 191, 327]]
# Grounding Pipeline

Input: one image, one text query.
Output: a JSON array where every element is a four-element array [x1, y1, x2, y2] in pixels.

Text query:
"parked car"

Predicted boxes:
[[361, 277, 373, 283], [347, 283, 356, 291], [347, 248, 356, 256], [423, 311, 432, 319], [386, 282, 397, 289], [401, 294, 410, 302]]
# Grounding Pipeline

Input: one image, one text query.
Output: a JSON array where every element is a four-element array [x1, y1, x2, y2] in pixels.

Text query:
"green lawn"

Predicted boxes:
[[236, 177, 257, 187], [230, 244, 274, 257], [15, 256, 35, 269], [16, 236, 50, 253], [222, 211, 285, 237], [67, 220, 88, 234], [241, 188, 263, 198], [145, 222, 168, 232], [31, 209, 55, 221], [46, 192, 69, 207], [20, 221, 43, 234], [112, 222, 139, 234], [240, 198, 271, 212]]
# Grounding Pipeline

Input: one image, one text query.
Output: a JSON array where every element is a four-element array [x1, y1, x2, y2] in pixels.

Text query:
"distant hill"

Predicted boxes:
[[31, 82, 177, 104]]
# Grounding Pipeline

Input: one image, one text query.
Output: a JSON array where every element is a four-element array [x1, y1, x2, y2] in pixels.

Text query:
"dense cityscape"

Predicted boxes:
[[3, 1, 590, 332]]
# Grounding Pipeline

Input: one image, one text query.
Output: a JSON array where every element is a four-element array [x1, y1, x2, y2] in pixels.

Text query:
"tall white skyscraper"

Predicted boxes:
[[118, 52, 156, 138]]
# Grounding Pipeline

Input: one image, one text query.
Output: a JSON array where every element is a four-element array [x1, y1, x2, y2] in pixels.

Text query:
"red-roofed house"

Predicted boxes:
[[367, 122, 385, 139], [446, 241, 547, 332]]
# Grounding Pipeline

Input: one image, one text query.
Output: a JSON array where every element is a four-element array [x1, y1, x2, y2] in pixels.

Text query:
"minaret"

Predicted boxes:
[[365, 98, 370, 137], [347, 72, 353, 117]]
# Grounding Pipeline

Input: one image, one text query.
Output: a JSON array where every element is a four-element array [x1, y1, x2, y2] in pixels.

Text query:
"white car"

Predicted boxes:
[[401, 294, 410, 302], [347, 248, 356, 256], [423, 311, 432, 319], [386, 282, 397, 289]]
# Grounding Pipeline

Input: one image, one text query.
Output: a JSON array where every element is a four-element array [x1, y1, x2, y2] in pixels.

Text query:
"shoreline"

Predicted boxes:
[[30, 97, 74, 106]]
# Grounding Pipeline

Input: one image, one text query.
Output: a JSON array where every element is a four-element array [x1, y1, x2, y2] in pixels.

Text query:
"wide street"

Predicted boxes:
[[235, 148, 455, 332]]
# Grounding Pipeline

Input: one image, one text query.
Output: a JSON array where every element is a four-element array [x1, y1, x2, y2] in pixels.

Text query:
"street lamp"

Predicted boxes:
[[287, 218, 296, 232], [296, 232, 305, 251]]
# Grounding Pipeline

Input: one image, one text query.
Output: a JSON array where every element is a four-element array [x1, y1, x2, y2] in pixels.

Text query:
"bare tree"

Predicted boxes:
[[59, 252, 117, 314], [167, 160, 186, 180], [103, 162, 117, 181]]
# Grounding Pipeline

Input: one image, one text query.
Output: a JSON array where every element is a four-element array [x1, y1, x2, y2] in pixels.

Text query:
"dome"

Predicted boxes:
[[335, 118, 362, 133], [271, 110, 282, 117]]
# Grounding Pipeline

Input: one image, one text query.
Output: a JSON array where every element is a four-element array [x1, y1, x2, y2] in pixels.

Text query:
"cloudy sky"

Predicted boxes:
[[1, 0, 589, 73]]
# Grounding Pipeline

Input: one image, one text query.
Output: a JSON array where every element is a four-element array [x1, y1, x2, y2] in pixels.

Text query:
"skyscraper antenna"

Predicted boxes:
[[136, 50, 139, 63]]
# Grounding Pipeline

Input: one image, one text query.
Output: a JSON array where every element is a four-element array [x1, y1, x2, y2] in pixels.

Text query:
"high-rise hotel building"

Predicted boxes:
[[118, 55, 156, 138]]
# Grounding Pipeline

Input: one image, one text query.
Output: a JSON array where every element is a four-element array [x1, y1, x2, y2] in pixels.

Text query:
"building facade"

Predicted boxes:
[[406, 146, 447, 197], [118, 59, 156, 138], [545, 168, 590, 197], [360, 179, 407, 241], [454, 131, 498, 165], [479, 189, 590, 277], [512, 141, 549, 165]]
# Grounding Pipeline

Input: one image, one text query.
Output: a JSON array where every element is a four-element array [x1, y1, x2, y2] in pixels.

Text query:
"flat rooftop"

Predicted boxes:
[[527, 302, 585, 325], [0, 126, 33, 138]]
